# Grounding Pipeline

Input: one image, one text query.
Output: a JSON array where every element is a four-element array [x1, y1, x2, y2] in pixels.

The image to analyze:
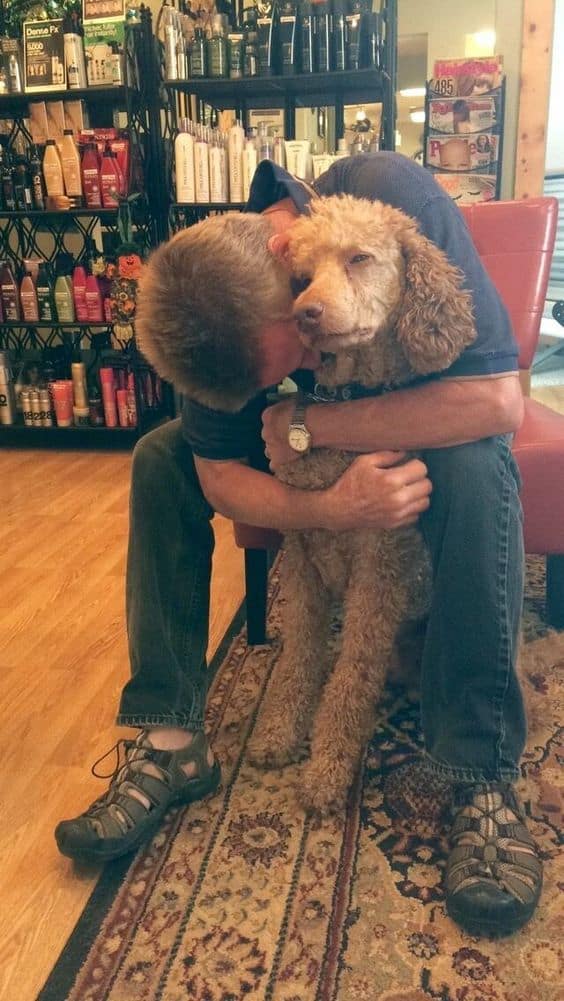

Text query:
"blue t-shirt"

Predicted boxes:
[[183, 155, 518, 461]]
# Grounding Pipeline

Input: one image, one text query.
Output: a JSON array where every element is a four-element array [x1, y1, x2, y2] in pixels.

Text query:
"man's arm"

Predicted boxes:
[[263, 375, 523, 466], [195, 452, 432, 533]]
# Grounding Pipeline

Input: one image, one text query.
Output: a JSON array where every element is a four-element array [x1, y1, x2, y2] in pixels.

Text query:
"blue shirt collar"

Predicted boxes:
[[245, 161, 316, 215]]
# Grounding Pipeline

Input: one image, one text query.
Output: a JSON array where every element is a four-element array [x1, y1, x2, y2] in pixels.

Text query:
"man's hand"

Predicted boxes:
[[319, 452, 432, 531], [261, 398, 301, 469]]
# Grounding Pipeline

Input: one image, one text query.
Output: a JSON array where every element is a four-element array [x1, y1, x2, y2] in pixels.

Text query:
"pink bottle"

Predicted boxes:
[[85, 274, 103, 323], [72, 266, 89, 322], [100, 144, 123, 208]]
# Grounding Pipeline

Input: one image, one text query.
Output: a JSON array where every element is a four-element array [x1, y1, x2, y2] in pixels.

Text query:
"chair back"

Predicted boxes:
[[460, 197, 558, 370]]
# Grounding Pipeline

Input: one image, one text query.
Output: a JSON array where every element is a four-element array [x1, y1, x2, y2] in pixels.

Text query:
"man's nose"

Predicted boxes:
[[294, 302, 325, 329]]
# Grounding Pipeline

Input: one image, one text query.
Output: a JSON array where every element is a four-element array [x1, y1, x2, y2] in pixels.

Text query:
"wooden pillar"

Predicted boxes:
[[514, 0, 555, 200]]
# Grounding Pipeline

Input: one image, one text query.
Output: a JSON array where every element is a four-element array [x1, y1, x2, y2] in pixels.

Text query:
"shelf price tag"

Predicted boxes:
[[23, 19, 66, 93]]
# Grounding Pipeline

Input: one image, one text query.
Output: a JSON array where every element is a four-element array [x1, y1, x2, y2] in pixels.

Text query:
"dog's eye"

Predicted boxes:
[[290, 275, 311, 298], [348, 253, 372, 265]]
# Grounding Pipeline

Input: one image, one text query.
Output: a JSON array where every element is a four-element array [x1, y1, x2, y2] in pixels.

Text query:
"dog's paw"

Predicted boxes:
[[247, 731, 308, 770], [298, 759, 352, 815]]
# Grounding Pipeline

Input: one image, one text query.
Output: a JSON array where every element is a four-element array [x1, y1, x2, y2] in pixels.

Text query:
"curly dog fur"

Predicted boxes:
[[246, 196, 477, 813]]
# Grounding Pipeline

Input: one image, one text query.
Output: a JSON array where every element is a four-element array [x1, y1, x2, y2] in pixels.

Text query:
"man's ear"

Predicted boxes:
[[267, 232, 291, 261]]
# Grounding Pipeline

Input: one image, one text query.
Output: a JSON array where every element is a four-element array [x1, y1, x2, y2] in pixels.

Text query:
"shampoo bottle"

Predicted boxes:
[[194, 126, 210, 203], [300, 2, 317, 73], [85, 274, 104, 323], [54, 272, 75, 322], [20, 270, 39, 322], [29, 145, 46, 210], [242, 135, 258, 201], [279, 1, 298, 74], [42, 140, 65, 199], [0, 260, 20, 321], [174, 118, 196, 203], [61, 129, 83, 207], [36, 262, 55, 321], [100, 143, 123, 208], [72, 264, 89, 321], [81, 141, 102, 209], [63, 13, 88, 89], [209, 134, 225, 202], [228, 119, 244, 203]]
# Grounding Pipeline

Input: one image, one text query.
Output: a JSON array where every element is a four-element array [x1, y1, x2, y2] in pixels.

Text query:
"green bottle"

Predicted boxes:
[[36, 262, 55, 322], [208, 14, 228, 78]]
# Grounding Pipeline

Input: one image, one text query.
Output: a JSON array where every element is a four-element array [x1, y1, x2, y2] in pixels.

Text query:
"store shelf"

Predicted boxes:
[[0, 322, 111, 329], [171, 202, 246, 211], [0, 85, 132, 118], [0, 208, 119, 219], [0, 416, 169, 449], [166, 68, 387, 109]]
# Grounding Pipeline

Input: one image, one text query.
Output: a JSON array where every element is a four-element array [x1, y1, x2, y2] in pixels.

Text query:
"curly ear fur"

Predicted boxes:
[[395, 218, 477, 374]]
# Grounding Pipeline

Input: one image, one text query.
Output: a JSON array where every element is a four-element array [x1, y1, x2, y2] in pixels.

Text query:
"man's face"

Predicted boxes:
[[256, 199, 321, 387]]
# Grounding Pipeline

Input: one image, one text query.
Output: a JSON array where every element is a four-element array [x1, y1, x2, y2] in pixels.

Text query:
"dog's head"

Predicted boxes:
[[286, 195, 476, 375]]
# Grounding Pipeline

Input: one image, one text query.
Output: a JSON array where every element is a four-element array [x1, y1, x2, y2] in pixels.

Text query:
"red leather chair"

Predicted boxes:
[[234, 196, 563, 643]]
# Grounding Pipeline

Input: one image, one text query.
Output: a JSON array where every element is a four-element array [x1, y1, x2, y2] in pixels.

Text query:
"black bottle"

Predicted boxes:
[[365, 11, 382, 69], [14, 161, 33, 212], [333, 0, 346, 71], [256, 0, 278, 76], [279, 1, 299, 75], [313, 0, 331, 73], [1, 150, 16, 211], [300, 2, 317, 73], [36, 262, 55, 322], [345, 5, 363, 71], [29, 146, 46, 211]]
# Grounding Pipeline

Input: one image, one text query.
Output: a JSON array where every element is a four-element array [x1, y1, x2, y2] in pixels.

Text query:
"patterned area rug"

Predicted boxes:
[[41, 559, 563, 1001]]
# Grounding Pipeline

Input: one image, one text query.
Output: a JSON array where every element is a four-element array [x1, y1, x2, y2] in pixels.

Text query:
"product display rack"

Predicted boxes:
[[0, 8, 174, 449], [163, 0, 397, 234]]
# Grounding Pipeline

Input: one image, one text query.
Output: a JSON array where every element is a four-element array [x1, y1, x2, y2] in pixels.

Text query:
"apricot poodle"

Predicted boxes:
[[246, 196, 476, 813]]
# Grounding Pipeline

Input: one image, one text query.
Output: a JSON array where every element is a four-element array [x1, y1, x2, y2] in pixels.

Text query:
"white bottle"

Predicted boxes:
[[242, 136, 258, 202], [220, 133, 230, 203], [209, 133, 225, 203], [64, 20, 88, 89], [174, 118, 195, 203], [194, 126, 210, 203], [228, 119, 244, 204]]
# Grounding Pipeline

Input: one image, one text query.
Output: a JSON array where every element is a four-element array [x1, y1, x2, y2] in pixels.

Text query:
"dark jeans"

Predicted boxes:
[[118, 418, 526, 783]]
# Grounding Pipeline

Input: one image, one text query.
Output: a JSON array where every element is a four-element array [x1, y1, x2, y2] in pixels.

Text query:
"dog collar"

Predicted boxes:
[[307, 382, 394, 403]]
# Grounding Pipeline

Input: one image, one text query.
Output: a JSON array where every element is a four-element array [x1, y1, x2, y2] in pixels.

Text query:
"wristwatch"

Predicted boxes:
[[288, 394, 312, 454]]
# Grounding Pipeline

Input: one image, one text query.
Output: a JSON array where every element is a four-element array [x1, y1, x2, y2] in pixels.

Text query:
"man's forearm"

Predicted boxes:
[[305, 376, 523, 452], [195, 458, 327, 531]]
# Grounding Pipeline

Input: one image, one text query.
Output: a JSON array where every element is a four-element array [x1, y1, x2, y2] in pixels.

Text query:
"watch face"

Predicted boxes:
[[288, 426, 310, 452]]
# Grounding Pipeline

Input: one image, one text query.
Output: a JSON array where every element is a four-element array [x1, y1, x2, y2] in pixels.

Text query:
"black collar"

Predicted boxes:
[[307, 381, 394, 403]]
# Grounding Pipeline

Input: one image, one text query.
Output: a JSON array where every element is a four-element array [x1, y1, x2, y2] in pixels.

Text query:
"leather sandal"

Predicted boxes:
[[445, 782, 543, 937], [55, 730, 220, 863]]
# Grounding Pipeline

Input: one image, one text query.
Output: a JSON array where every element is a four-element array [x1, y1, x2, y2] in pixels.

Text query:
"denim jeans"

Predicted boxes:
[[118, 418, 526, 783]]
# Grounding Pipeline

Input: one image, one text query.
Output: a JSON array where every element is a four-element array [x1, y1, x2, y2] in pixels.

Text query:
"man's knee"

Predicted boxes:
[[423, 435, 518, 499], [131, 419, 213, 518]]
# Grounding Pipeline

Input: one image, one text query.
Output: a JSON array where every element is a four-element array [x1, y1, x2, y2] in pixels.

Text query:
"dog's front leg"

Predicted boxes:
[[248, 535, 332, 769], [300, 575, 409, 814]]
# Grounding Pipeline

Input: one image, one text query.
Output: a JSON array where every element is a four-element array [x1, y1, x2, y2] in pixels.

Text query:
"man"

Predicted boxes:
[[56, 154, 542, 938]]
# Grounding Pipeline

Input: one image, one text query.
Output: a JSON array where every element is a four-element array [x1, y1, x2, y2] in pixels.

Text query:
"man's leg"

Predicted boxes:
[[419, 434, 542, 936], [55, 419, 220, 862]]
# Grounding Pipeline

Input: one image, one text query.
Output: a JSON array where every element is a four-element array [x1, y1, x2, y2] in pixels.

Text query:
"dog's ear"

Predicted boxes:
[[395, 221, 476, 374]]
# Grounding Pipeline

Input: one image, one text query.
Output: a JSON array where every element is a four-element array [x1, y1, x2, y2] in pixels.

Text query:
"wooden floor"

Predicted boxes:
[[1, 381, 563, 1000], [0, 446, 244, 1001]]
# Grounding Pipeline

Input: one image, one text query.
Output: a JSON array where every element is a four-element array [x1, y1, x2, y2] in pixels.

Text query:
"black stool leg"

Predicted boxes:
[[546, 554, 564, 629], [244, 548, 269, 645]]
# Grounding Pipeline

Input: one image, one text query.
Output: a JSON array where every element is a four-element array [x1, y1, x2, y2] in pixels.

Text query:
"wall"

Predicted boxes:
[[546, 0, 564, 173]]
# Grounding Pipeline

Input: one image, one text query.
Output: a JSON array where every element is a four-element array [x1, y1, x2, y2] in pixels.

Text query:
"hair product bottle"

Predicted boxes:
[[63, 13, 88, 89], [54, 271, 76, 322], [313, 0, 332, 73], [346, 6, 363, 71], [29, 145, 46, 210], [300, 2, 317, 73], [279, 1, 298, 74], [100, 143, 123, 207], [257, 121, 274, 162], [208, 14, 229, 78], [39, 388, 54, 427], [42, 140, 65, 199], [1, 149, 16, 210], [116, 387, 129, 427], [175, 118, 196, 203], [228, 119, 244, 203], [71, 361, 88, 408], [0, 260, 20, 321], [243, 9, 259, 76], [256, 1, 278, 75], [81, 142, 102, 209], [333, 0, 347, 71], [85, 274, 104, 323], [365, 12, 382, 69], [99, 367, 118, 427], [36, 262, 55, 321], [0, 351, 16, 426], [20, 270, 39, 322], [61, 129, 83, 207], [228, 31, 244, 79], [242, 134, 258, 201], [189, 27, 207, 78], [14, 161, 33, 212], [126, 371, 138, 427], [72, 265, 89, 321], [209, 133, 227, 202], [194, 126, 210, 203]]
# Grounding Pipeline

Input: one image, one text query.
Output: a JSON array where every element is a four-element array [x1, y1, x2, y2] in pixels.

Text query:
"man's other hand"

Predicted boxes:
[[319, 452, 432, 531]]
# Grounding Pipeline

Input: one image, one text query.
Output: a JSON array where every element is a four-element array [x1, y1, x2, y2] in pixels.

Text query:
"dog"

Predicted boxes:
[[245, 195, 476, 813]]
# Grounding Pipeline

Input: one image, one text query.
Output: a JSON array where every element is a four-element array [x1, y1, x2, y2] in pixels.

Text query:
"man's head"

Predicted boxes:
[[136, 211, 303, 412]]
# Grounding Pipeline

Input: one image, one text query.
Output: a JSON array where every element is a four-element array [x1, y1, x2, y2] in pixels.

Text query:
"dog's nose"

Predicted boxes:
[[294, 303, 324, 328]]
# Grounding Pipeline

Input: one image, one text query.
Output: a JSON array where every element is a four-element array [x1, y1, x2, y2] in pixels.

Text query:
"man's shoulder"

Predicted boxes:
[[315, 153, 447, 220]]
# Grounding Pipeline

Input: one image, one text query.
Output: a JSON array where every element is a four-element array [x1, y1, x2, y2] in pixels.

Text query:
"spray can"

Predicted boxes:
[[0, 350, 16, 425]]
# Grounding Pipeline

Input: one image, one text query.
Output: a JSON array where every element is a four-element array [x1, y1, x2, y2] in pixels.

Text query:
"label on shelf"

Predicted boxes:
[[23, 19, 66, 93]]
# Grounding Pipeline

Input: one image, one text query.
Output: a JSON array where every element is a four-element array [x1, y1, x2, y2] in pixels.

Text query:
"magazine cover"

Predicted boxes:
[[429, 96, 497, 134], [433, 173, 497, 204], [426, 133, 497, 173], [431, 56, 503, 97]]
